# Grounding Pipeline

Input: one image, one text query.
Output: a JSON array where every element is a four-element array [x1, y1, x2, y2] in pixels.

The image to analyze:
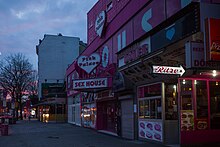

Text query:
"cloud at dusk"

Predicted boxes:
[[0, 0, 98, 69]]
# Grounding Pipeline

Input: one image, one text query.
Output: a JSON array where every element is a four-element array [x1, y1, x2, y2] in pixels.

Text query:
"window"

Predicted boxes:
[[139, 98, 161, 119], [165, 83, 178, 120], [117, 30, 126, 51], [179, 79, 194, 131], [196, 80, 208, 118], [139, 100, 145, 118], [72, 106, 75, 122], [210, 81, 220, 129], [138, 84, 162, 119], [67, 76, 71, 88], [180, 79, 193, 110], [144, 83, 161, 97]]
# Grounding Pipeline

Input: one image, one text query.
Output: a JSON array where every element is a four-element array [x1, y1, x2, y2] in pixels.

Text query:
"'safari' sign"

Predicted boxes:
[[152, 65, 185, 76]]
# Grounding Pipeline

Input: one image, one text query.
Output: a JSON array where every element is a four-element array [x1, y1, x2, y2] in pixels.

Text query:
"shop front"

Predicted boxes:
[[81, 92, 96, 128], [112, 71, 134, 139], [96, 90, 118, 135], [37, 98, 66, 123], [179, 76, 220, 144], [137, 81, 179, 144], [67, 93, 82, 126], [118, 33, 220, 145], [72, 76, 115, 133]]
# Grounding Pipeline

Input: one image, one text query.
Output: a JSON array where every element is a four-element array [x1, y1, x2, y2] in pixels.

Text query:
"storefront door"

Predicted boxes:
[[97, 101, 117, 133], [178, 78, 220, 144], [106, 102, 117, 132]]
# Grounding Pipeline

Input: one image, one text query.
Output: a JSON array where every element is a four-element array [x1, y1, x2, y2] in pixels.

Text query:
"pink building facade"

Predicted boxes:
[[67, 0, 220, 145]]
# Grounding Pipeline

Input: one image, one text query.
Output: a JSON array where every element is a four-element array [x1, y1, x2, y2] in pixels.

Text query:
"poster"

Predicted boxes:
[[139, 120, 163, 142], [206, 18, 220, 61], [181, 110, 194, 131]]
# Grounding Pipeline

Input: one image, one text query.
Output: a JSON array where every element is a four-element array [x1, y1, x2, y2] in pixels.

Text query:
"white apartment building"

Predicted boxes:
[[36, 34, 86, 122]]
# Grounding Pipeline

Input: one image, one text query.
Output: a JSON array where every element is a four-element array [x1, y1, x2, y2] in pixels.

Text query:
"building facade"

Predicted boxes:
[[116, 0, 220, 145], [36, 34, 86, 122], [67, 0, 220, 145]]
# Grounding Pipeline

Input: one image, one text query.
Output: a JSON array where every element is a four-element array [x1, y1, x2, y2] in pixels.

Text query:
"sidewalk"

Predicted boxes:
[[0, 120, 166, 147], [2, 120, 219, 147]]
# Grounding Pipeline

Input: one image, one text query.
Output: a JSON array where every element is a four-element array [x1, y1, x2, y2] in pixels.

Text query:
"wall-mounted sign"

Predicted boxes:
[[139, 120, 163, 142], [118, 37, 151, 67], [113, 71, 125, 92], [102, 46, 109, 67], [67, 90, 78, 97], [73, 78, 108, 89], [141, 8, 153, 32], [152, 65, 185, 76], [77, 53, 100, 74], [152, 7, 199, 52], [205, 18, 220, 61], [185, 42, 205, 68], [95, 11, 106, 37]]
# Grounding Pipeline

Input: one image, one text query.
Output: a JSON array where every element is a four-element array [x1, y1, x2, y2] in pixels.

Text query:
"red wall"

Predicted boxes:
[[67, 0, 214, 79]]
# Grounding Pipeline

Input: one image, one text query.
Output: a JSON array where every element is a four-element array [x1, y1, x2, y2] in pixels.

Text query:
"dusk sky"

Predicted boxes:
[[0, 0, 98, 69]]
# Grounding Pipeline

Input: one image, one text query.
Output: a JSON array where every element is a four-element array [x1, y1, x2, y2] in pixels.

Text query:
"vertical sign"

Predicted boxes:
[[185, 42, 205, 68], [95, 11, 106, 37], [206, 18, 220, 61]]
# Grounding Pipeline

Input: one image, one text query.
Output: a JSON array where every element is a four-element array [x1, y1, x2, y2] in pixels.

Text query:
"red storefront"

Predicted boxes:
[[68, 38, 117, 133], [116, 1, 220, 145], [179, 76, 220, 144], [66, 0, 220, 145]]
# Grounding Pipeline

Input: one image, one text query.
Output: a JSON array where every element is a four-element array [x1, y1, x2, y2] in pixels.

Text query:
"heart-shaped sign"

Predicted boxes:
[[166, 27, 175, 40], [95, 11, 106, 37], [77, 53, 100, 74]]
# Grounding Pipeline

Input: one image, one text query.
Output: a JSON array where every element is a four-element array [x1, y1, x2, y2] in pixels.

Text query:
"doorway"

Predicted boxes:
[[178, 78, 220, 144]]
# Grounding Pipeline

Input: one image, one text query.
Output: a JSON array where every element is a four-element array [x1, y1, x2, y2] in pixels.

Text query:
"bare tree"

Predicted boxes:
[[0, 53, 33, 120]]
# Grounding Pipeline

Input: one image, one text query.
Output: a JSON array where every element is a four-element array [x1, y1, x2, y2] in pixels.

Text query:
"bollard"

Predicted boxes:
[[1, 124, 9, 136]]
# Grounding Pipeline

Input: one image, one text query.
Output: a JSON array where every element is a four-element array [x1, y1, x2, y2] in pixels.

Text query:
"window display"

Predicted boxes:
[[180, 79, 194, 131], [138, 83, 162, 119], [82, 104, 96, 128]]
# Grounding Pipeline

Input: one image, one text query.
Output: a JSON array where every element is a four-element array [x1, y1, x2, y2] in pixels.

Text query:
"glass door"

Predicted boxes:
[[209, 81, 220, 129], [179, 79, 220, 131], [179, 79, 194, 131], [194, 80, 208, 130]]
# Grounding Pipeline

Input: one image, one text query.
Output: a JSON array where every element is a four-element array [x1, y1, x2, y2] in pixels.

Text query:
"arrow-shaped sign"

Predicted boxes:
[[152, 65, 185, 76]]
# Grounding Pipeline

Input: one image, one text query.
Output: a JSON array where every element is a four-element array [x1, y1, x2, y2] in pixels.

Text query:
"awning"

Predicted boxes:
[[32, 97, 66, 107]]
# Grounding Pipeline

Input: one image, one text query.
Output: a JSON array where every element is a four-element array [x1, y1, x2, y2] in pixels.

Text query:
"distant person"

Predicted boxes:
[[28, 115, 31, 121], [24, 114, 26, 119]]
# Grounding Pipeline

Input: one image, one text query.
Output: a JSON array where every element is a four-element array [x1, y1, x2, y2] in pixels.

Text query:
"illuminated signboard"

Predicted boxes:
[[152, 65, 185, 76], [185, 42, 205, 68], [77, 53, 100, 74], [73, 78, 108, 89], [206, 18, 220, 61]]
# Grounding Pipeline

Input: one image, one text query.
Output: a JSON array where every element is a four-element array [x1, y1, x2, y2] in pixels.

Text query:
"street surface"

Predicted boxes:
[[0, 119, 167, 147]]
